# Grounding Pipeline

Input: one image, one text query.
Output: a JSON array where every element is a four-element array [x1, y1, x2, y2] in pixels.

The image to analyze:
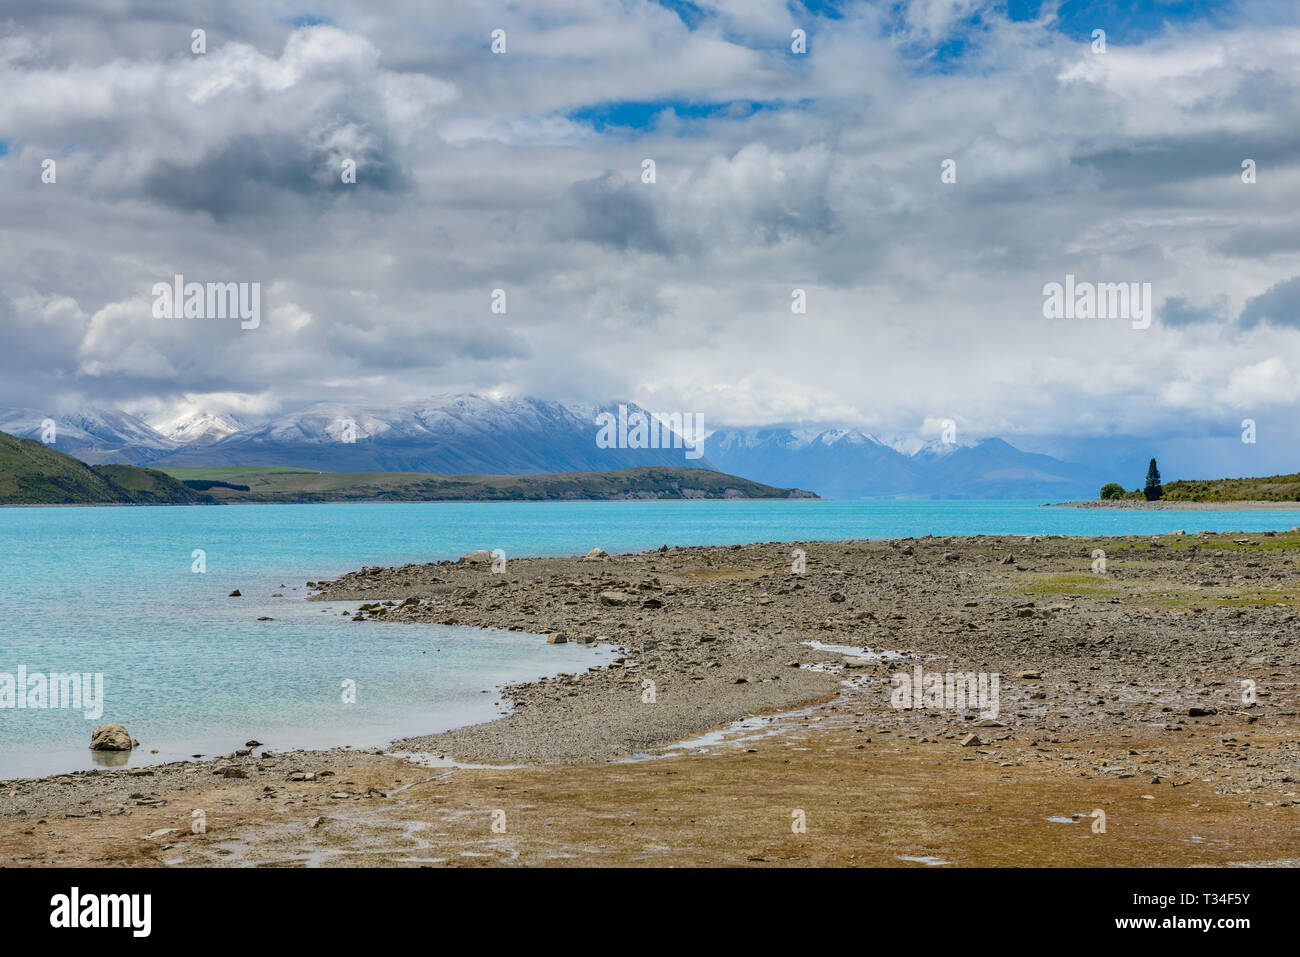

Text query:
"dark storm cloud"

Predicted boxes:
[[560, 173, 672, 254], [140, 133, 406, 219]]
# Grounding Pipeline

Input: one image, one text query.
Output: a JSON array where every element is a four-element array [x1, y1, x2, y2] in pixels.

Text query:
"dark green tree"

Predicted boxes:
[[1100, 482, 1124, 500], [1143, 459, 1162, 501]]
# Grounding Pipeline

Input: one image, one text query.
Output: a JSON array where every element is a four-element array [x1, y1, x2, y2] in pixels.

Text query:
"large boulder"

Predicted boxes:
[[90, 724, 134, 751], [582, 547, 609, 561], [458, 550, 493, 564], [599, 590, 632, 606]]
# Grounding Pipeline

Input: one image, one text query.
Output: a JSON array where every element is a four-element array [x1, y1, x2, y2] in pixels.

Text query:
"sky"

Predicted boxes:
[[2, 0, 1300, 476]]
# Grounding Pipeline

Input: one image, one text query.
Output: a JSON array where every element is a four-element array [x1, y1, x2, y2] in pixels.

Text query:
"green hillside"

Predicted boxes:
[[1160, 474, 1300, 502], [1099, 472, 1300, 502], [0, 430, 813, 505], [0, 431, 214, 505], [159, 465, 816, 502]]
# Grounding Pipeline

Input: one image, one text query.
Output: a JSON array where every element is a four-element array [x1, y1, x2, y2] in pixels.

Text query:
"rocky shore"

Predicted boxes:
[[307, 532, 1300, 772], [3, 530, 1298, 866]]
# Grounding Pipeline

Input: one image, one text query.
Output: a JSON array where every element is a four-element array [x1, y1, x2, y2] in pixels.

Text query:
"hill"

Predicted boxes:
[[1159, 473, 1300, 502], [159, 466, 813, 502], [0, 431, 214, 505]]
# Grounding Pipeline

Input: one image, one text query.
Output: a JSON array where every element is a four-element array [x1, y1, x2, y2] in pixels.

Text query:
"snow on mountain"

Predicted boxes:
[[151, 410, 251, 447], [0, 407, 178, 464], [0, 396, 1106, 497], [152, 394, 714, 474]]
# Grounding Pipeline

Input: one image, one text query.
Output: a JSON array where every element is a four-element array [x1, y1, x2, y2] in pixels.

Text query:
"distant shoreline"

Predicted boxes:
[[1050, 499, 1300, 511]]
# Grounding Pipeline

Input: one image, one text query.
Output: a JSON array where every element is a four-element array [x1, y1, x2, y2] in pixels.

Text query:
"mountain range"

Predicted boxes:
[[0, 395, 1107, 499]]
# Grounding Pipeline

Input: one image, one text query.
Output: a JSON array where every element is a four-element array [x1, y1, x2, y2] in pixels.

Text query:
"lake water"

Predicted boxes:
[[4, 499, 1299, 779]]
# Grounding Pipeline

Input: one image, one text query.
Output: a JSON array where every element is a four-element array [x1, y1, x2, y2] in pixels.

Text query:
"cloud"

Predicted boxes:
[[0, 2, 1298, 468], [1161, 294, 1231, 327], [560, 173, 671, 253], [1239, 274, 1300, 328]]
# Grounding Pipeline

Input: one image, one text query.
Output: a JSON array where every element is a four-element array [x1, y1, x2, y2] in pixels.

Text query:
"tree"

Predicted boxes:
[[1143, 459, 1162, 501], [1100, 483, 1124, 500]]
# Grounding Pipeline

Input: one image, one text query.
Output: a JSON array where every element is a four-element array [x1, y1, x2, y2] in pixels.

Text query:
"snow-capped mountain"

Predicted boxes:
[[707, 426, 922, 499], [707, 426, 1102, 499], [0, 407, 179, 465], [0, 395, 1106, 496], [153, 394, 713, 474], [151, 410, 251, 447]]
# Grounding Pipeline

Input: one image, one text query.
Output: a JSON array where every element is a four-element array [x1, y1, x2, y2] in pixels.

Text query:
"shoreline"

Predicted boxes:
[[1051, 498, 1300, 510], [4, 530, 1299, 866]]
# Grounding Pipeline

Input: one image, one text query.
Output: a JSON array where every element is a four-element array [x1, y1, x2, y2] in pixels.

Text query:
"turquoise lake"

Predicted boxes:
[[4, 499, 1300, 779]]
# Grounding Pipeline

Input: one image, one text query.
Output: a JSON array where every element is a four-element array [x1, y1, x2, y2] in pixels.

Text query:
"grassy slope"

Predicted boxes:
[[0, 431, 213, 505], [1159, 474, 1300, 502], [159, 465, 815, 502]]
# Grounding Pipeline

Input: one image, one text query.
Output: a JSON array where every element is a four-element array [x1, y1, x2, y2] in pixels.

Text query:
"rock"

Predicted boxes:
[[311, 816, 326, 828], [245, 740, 262, 747], [89, 724, 134, 751], [219, 767, 247, 779], [972, 718, 1005, 728], [1000, 554, 1015, 565], [900, 545, 914, 555], [235, 747, 253, 757], [1189, 706, 1218, 717], [943, 552, 958, 562], [1170, 529, 1185, 536], [546, 633, 568, 644], [1016, 670, 1042, 679], [145, 828, 181, 841], [599, 590, 632, 606], [960, 733, 982, 747], [641, 597, 664, 609], [458, 550, 494, 564], [583, 547, 609, 561], [829, 592, 846, 603], [228, 589, 242, 597]]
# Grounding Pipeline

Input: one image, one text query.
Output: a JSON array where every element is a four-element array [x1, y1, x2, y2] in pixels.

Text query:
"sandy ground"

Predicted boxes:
[[3, 530, 1298, 866]]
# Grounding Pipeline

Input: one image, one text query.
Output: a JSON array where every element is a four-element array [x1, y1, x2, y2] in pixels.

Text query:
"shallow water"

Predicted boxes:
[[4, 499, 1299, 778]]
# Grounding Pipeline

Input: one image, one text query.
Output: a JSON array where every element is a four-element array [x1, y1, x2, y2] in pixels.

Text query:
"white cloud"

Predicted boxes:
[[0, 2, 1298, 464]]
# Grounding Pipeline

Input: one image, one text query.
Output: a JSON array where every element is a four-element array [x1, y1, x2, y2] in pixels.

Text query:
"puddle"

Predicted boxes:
[[803, 640, 905, 661]]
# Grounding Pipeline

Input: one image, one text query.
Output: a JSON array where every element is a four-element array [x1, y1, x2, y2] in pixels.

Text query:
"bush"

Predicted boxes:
[[1099, 483, 1125, 500]]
